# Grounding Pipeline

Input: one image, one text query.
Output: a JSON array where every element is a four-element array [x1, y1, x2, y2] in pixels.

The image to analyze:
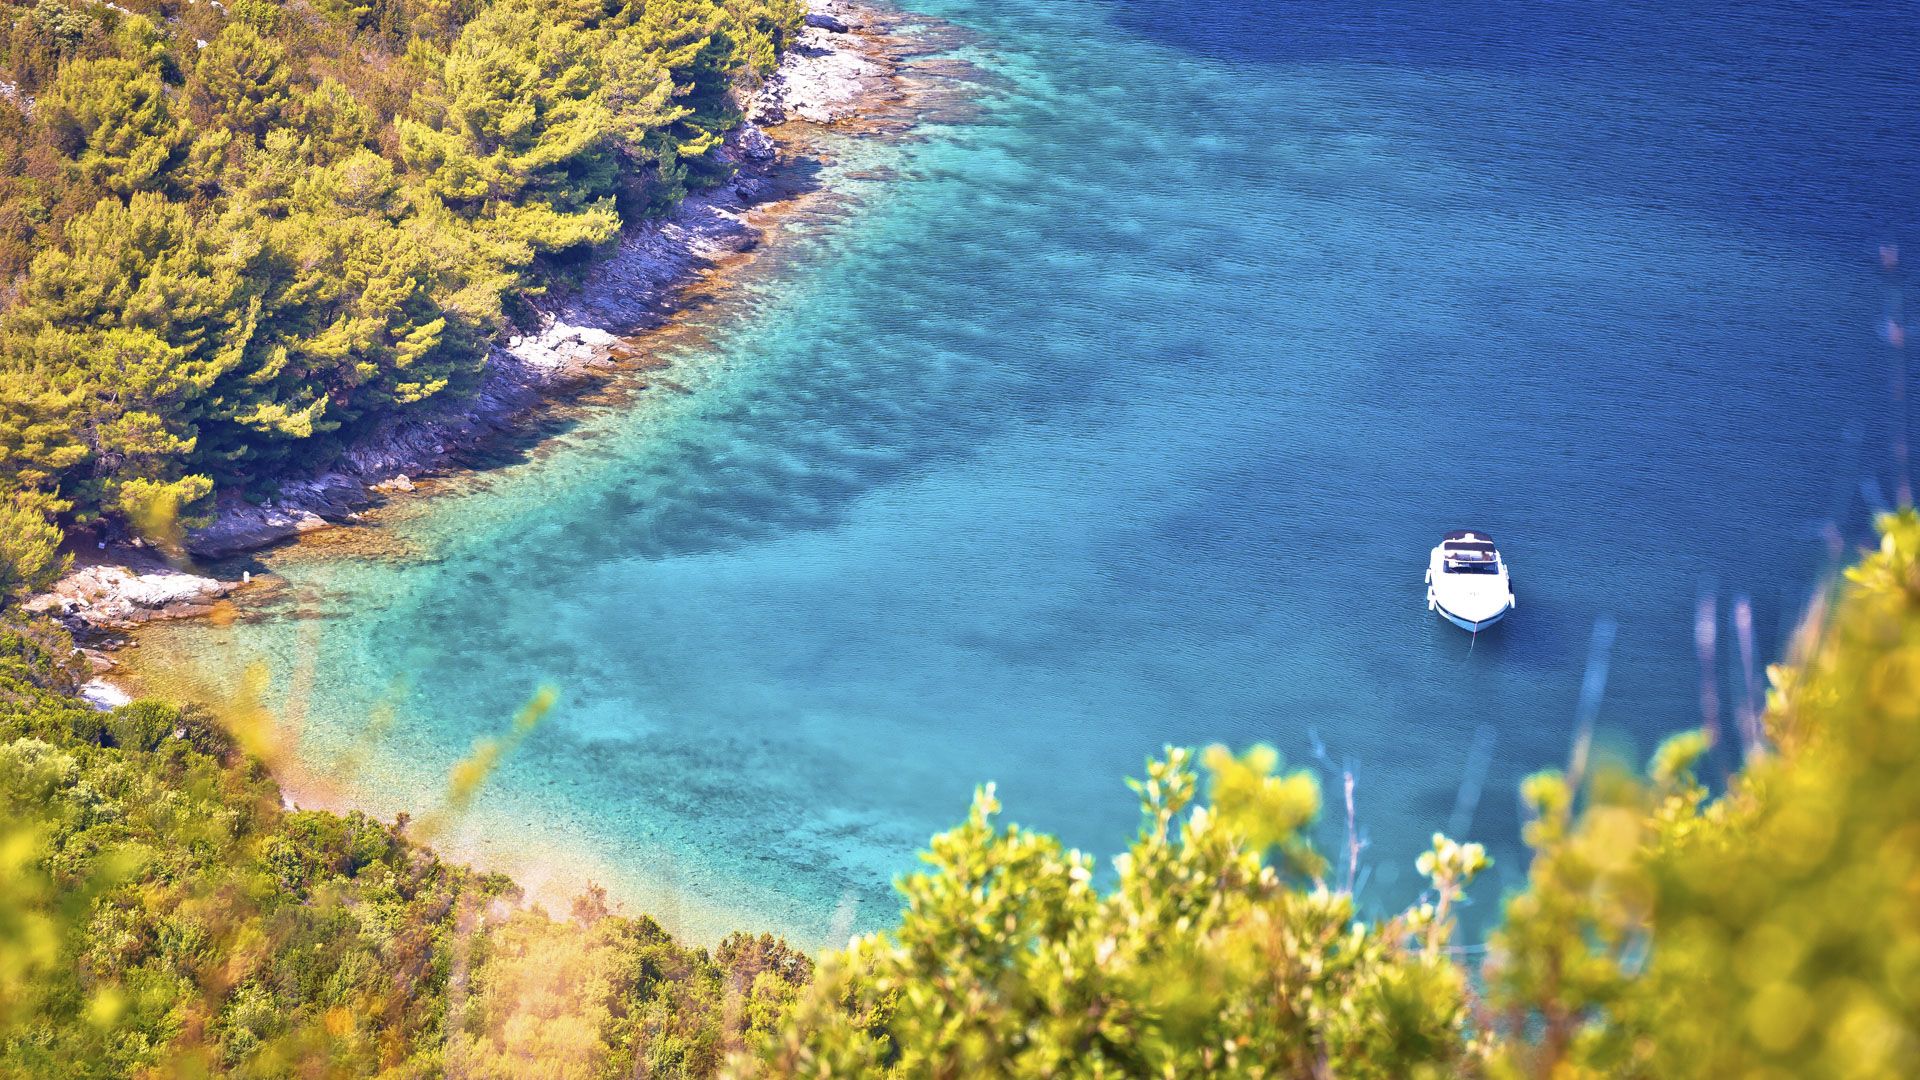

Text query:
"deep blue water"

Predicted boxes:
[[136, 0, 1918, 944]]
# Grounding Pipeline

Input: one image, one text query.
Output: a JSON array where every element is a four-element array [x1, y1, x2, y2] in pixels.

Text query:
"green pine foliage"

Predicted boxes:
[[0, 0, 804, 569]]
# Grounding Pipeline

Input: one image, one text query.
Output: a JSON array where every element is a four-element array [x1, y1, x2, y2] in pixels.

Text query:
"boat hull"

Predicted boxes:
[[1436, 601, 1510, 633]]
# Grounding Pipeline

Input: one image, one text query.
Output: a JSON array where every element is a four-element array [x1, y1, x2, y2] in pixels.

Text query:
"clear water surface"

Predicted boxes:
[[132, 0, 1920, 944]]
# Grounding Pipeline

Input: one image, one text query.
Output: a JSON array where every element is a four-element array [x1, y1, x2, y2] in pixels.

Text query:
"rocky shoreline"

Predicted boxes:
[[31, 0, 917, 651]]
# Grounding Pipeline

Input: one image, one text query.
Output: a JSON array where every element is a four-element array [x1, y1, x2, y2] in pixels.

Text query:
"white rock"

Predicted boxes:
[[27, 564, 239, 630], [756, 23, 888, 126], [80, 679, 133, 711]]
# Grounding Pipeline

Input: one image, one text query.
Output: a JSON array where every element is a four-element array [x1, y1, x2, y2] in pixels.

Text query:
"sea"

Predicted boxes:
[[130, 0, 1920, 946]]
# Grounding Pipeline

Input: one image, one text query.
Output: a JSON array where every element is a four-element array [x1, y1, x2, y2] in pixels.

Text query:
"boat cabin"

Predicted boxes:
[[1439, 531, 1501, 575]]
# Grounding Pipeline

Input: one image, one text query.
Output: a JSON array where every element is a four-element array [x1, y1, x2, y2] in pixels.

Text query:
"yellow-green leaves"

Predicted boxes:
[[0, 370, 87, 495], [114, 474, 213, 556], [0, 0, 799, 554], [1482, 511, 1920, 1079], [602, 19, 695, 178], [1202, 743, 1324, 877], [187, 24, 292, 141], [32, 57, 190, 199], [742, 748, 1472, 1079], [1649, 728, 1712, 789], [291, 78, 375, 166], [0, 491, 69, 602], [1415, 833, 1489, 960], [401, 0, 618, 230], [0, 194, 248, 528]]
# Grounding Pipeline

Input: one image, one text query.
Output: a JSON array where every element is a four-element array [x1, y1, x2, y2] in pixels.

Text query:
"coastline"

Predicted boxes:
[[31, 0, 933, 648], [51, 0, 972, 938]]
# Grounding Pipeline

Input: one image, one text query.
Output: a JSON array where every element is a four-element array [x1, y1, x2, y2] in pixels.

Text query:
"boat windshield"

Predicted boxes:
[[1442, 543, 1501, 574]]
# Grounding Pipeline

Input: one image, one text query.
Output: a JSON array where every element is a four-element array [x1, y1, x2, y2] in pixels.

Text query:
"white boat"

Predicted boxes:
[[1425, 530, 1515, 632]]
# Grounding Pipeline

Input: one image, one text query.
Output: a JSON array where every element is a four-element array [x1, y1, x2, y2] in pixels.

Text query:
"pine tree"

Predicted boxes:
[[616, 0, 738, 179], [398, 0, 621, 260], [12, 193, 252, 411], [600, 17, 694, 209], [0, 364, 87, 494], [187, 24, 293, 143], [31, 56, 190, 199], [292, 78, 376, 165], [0, 0, 806, 554], [0, 489, 68, 600], [0, 195, 248, 521]]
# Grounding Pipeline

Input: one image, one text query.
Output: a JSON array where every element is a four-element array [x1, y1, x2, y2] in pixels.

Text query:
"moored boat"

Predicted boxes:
[[1425, 530, 1515, 632]]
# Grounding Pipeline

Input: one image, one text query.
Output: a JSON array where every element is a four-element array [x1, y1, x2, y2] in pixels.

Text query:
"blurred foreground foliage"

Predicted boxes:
[[1470, 508, 1920, 1079], [5, 512, 1920, 1076], [0, 614, 809, 1077], [737, 511, 1920, 1078]]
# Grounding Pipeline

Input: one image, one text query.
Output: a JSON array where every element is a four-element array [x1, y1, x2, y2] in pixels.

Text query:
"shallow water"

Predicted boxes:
[[133, 0, 1919, 945]]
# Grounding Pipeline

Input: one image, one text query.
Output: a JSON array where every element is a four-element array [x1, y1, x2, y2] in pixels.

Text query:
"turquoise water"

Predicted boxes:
[[139, 0, 1917, 944]]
